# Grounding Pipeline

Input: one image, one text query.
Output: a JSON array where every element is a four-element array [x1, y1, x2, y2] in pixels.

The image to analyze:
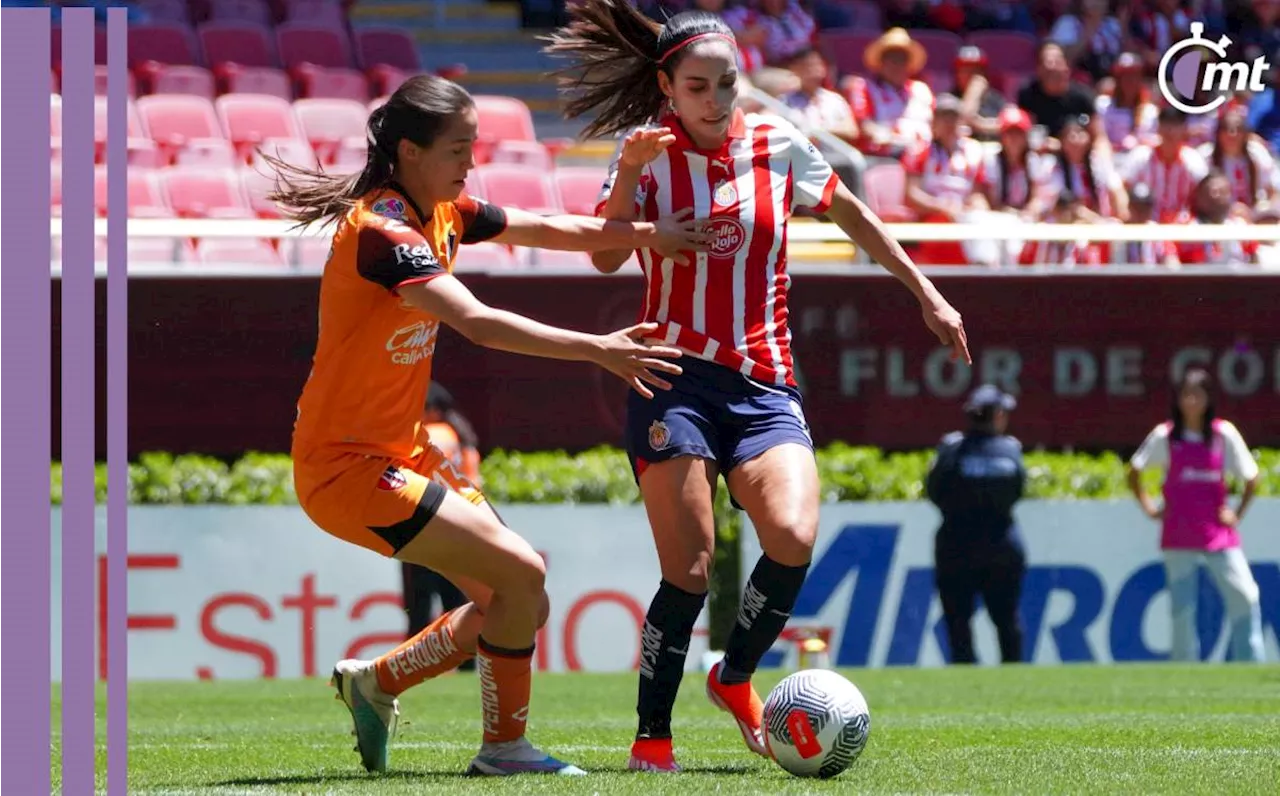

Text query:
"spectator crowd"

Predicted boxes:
[[639, 0, 1280, 266]]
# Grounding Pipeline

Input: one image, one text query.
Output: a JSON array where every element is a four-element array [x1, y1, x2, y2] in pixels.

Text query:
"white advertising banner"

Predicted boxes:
[[744, 499, 1280, 668], [53, 505, 711, 681]]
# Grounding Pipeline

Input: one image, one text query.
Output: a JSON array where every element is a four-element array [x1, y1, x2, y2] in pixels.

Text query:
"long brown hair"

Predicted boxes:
[[264, 75, 474, 228], [544, 0, 736, 139], [1209, 111, 1258, 206]]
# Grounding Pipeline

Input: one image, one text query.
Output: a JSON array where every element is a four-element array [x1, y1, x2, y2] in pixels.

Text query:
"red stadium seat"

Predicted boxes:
[[219, 65, 293, 99], [199, 22, 277, 69], [818, 30, 878, 78], [52, 25, 111, 67], [472, 95, 536, 144], [94, 97, 160, 166], [366, 66, 411, 98], [208, 0, 273, 25], [240, 167, 284, 218], [136, 94, 225, 159], [354, 28, 420, 70], [286, 0, 346, 26], [475, 164, 561, 215], [295, 66, 370, 101], [128, 23, 200, 67], [333, 136, 368, 170], [862, 163, 915, 222], [161, 166, 254, 218], [965, 31, 1038, 80], [251, 137, 319, 169], [136, 0, 190, 23], [911, 30, 964, 75], [216, 94, 303, 158], [454, 241, 518, 271], [95, 166, 171, 217], [172, 138, 240, 167], [277, 23, 353, 69], [293, 98, 367, 160], [490, 140, 554, 169], [94, 65, 137, 97], [52, 162, 62, 218], [146, 64, 216, 99], [554, 167, 608, 216], [923, 69, 955, 95], [198, 238, 286, 267]]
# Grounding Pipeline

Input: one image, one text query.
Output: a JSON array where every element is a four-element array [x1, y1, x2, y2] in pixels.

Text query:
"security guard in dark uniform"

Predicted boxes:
[[926, 385, 1027, 665]]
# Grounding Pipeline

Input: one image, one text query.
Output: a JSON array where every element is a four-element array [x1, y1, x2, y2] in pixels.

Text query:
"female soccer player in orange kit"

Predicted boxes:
[[547, 0, 971, 772], [266, 74, 711, 777]]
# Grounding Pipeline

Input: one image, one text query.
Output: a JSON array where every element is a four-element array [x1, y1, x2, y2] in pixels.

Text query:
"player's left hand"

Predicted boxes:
[[652, 208, 714, 266], [922, 296, 971, 365], [1219, 505, 1239, 527]]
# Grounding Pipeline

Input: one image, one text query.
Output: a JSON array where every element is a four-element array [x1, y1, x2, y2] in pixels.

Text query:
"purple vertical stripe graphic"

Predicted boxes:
[[0, 8, 53, 796], [62, 8, 98, 795], [107, 9, 130, 796]]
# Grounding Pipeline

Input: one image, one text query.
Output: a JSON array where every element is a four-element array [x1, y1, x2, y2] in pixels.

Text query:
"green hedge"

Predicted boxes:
[[53, 446, 1279, 650]]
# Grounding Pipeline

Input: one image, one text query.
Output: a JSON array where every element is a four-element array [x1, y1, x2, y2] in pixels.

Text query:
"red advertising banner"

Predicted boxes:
[[54, 273, 1280, 458]]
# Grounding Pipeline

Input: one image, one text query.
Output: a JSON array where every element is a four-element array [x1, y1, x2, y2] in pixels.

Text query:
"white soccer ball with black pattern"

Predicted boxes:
[[762, 669, 870, 778]]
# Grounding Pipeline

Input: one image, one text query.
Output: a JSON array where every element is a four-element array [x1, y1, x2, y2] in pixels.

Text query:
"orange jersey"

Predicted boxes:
[[292, 185, 506, 464]]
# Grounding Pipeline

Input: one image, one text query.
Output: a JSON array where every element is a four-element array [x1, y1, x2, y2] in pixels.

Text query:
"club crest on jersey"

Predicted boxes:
[[713, 180, 738, 207], [708, 217, 747, 258], [648, 420, 671, 452], [371, 197, 407, 220], [378, 466, 408, 491]]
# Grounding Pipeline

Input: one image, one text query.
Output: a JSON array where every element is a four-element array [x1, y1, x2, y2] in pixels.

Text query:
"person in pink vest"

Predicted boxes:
[[1126, 368, 1265, 663]]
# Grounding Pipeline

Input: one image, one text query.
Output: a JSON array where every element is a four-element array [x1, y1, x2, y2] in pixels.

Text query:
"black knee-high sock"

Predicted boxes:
[[636, 580, 707, 739], [720, 555, 810, 684]]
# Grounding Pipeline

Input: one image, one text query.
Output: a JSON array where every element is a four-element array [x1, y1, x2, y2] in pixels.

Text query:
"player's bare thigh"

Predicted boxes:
[[725, 442, 819, 566], [638, 455, 719, 594]]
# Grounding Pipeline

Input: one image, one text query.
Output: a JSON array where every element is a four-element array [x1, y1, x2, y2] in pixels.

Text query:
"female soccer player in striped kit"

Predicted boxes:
[[547, 1, 971, 771]]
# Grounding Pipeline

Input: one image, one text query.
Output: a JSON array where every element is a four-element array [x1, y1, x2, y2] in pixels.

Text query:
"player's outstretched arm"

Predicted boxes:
[[398, 275, 683, 398], [590, 127, 677, 274], [490, 205, 710, 266], [824, 182, 972, 365]]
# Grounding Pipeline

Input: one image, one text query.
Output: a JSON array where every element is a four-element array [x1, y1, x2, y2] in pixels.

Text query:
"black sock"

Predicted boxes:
[[720, 555, 810, 684], [636, 580, 707, 740]]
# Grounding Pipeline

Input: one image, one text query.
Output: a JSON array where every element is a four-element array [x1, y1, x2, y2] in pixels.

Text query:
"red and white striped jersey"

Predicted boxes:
[[1175, 218, 1259, 265], [902, 138, 988, 205], [846, 77, 934, 153], [597, 110, 839, 387], [1198, 139, 1278, 207], [1045, 154, 1123, 217], [1121, 144, 1209, 222], [984, 150, 1055, 211]]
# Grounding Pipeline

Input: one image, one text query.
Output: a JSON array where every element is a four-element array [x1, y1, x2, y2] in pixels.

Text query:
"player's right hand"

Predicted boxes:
[[653, 208, 714, 266], [592, 322, 684, 399], [621, 127, 677, 167]]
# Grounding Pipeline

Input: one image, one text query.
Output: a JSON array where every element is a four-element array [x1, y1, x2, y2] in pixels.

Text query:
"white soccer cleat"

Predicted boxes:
[[467, 737, 587, 776], [331, 659, 400, 773]]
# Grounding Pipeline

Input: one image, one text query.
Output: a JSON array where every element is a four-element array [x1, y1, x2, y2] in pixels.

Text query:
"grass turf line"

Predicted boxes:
[[55, 664, 1280, 794]]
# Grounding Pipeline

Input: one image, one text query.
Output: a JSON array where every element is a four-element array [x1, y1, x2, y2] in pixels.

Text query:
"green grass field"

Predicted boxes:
[[57, 664, 1280, 795]]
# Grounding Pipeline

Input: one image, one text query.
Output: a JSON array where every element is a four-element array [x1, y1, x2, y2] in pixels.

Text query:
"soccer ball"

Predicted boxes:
[[762, 669, 871, 778]]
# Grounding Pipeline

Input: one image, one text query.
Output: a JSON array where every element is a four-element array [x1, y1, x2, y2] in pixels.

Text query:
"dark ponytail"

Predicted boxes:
[[545, 0, 736, 139], [1170, 367, 1216, 442], [264, 75, 474, 228]]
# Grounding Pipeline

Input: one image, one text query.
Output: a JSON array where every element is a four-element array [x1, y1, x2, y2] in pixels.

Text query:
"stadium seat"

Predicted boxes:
[[454, 241, 518, 271], [240, 167, 284, 218], [290, 234, 334, 267], [354, 28, 420, 70], [51, 95, 62, 138], [146, 64, 217, 99], [215, 94, 303, 158], [277, 23, 353, 70], [93, 97, 161, 166], [95, 166, 171, 217], [365, 66, 411, 98], [835, 0, 881, 29], [475, 164, 561, 215], [332, 136, 368, 170], [93, 65, 137, 97], [128, 23, 200, 67], [293, 98, 367, 160], [295, 66, 370, 101], [473, 95, 536, 144], [251, 137, 319, 169], [161, 166, 254, 218], [966, 32, 1038, 80], [554, 167, 607, 216], [51, 25, 110, 67], [219, 65, 293, 99], [136, 94, 225, 159], [199, 22, 277, 69], [52, 162, 62, 218], [490, 140, 554, 170], [862, 163, 915, 222], [285, 0, 346, 26], [173, 138, 240, 167], [208, 0, 273, 25], [198, 238, 286, 267], [818, 30, 879, 78], [924, 69, 955, 95], [136, 0, 190, 23], [911, 30, 964, 75]]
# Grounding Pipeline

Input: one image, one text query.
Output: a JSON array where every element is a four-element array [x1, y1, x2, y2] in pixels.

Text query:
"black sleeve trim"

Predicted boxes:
[[460, 200, 507, 245]]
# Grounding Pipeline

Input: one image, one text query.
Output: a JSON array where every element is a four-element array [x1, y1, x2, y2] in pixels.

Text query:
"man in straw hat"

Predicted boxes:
[[844, 27, 934, 159]]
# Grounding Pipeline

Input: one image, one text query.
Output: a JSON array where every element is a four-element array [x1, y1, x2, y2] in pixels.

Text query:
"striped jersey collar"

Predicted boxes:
[[660, 108, 748, 158]]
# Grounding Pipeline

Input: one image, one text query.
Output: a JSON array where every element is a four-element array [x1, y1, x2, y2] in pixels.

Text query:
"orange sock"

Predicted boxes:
[[374, 608, 473, 696], [476, 637, 534, 744]]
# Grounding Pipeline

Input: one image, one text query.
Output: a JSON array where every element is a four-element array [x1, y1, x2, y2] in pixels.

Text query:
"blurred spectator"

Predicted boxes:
[[1231, 0, 1280, 63], [1122, 107, 1209, 222], [1017, 42, 1098, 138], [1176, 170, 1261, 265], [782, 48, 858, 144], [1048, 114, 1128, 220], [1199, 106, 1278, 220], [1114, 183, 1180, 265], [716, 0, 769, 74], [905, 94, 990, 264], [1246, 58, 1280, 152], [1048, 0, 1129, 81], [1018, 190, 1109, 265], [1132, 0, 1191, 73], [984, 107, 1055, 218], [1095, 52, 1158, 153], [926, 385, 1027, 666], [955, 46, 1008, 140], [846, 28, 935, 158], [1126, 367, 1264, 663], [964, 0, 1037, 34], [754, 0, 818, 67]]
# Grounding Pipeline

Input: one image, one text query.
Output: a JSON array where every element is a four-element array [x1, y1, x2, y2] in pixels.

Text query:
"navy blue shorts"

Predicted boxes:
[[625, 356, 814, 497]]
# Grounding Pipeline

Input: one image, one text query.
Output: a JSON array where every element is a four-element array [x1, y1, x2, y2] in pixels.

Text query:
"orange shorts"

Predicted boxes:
[[294, 443, 488, 557]]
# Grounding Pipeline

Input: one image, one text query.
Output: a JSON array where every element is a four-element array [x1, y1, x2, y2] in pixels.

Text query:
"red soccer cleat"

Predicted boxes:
[[627, 737, 681, 772], [705, 660, 768, 757]]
